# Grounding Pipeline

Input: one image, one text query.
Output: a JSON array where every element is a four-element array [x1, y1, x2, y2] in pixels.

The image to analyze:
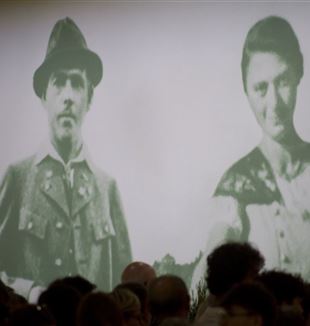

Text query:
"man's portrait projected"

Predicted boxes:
[[1, 2, 310, 299], [0, 16, 131, 299]]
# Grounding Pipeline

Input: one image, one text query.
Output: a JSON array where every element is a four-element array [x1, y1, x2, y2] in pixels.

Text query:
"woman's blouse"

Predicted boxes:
[[191, 146, 310, 291]]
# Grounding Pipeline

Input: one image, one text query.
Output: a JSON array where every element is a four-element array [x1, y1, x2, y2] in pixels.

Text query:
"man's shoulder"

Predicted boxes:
[[9, 155, 36, 172], [90, 163, 116, 185], [1, 155, 36, 180], [0, 155, 37, 200], [88, 164, 120, 197]]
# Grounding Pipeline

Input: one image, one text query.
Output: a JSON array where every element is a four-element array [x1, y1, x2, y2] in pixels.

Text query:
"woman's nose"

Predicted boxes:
[[266, 83, 279, 110]]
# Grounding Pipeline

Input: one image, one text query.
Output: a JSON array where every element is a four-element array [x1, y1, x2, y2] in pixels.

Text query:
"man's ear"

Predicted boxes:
[[40, 84, 48, 108], [87, 83, 94, 109]]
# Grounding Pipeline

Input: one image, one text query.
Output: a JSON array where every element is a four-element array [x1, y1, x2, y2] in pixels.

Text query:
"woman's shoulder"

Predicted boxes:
[[214, 147, 281, 205]]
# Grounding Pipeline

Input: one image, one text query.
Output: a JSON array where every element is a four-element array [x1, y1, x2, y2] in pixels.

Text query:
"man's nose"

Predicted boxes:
[[62, 79, 74, 104]]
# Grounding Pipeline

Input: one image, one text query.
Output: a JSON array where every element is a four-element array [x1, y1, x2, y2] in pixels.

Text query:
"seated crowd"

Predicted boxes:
[[1, 243, 310, 326]]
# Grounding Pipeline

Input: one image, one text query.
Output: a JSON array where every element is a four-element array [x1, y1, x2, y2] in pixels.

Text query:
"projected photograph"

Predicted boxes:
[[0, 1, 310, 300]]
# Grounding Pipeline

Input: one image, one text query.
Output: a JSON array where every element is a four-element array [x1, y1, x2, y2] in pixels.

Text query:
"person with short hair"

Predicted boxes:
[[111, 288, 142, 326], [77, 291, 123, 326], [122, 262, 157, 287], [207, 242, 264, 299], [148, 275, 190, 326], [258, 270, 305, 324], [48, 275, 96, 297], [115, 282, 150, 326], [38, 283, 81, 326], [8, 304, 56, 326], [0, 17, 132, 300], [221, 282, 277, 326], [195, 242, 264, 323], [192, 15, 310, 296]]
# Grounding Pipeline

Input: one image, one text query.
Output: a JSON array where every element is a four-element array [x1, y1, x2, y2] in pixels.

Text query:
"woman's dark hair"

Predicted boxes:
[[38, 284, 81, 326], [222, 282, 277, 326], [241, 16, 303, 92], [206, 242, 264, 296], [257, 270, 305, 305]]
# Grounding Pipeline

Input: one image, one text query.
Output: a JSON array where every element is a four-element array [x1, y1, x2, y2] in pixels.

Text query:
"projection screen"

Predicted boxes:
[[1, 1, 310, 297]]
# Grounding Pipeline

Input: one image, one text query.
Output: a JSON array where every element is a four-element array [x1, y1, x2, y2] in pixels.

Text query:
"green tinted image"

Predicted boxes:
[[191, 15, 310, 293], [0, 2, 310, 302], [0, 16, 131, 298]]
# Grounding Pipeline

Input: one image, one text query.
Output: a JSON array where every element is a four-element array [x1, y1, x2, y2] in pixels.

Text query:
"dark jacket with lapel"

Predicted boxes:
[[0, 154, 132, 295]]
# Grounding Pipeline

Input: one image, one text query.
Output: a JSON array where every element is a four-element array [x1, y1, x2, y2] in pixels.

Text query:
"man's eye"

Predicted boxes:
[[254, 82, 267, 96], [70, 75, 85, 89], [53, 73, 66, 87], [278, 77, 290, 88]]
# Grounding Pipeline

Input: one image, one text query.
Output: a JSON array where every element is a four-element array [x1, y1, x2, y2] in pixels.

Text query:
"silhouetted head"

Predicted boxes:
[[206, 242, 264, 296], [122, 262, 156, 287], [148, 275, 190, 322], [77, 291, 123, 326], [221, 282, 277, 326]]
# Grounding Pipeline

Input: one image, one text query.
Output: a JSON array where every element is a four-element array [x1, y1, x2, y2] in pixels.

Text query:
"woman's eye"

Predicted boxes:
[[254, 82, 267, 96]]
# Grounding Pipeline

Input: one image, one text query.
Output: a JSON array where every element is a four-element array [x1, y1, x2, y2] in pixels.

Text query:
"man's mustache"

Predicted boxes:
[[57, 111, 76, 122]]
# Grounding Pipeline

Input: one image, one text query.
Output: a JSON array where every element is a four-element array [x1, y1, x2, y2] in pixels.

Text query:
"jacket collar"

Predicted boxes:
[[34, 139, 96, 173]]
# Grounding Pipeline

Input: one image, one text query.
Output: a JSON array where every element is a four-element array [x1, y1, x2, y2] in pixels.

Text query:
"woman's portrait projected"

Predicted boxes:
[[192, 15, 310, 291], [1, 1, 310, 302]]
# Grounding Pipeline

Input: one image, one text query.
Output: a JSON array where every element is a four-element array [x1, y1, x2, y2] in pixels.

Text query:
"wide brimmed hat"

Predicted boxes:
[[33, 17, 103, 98]]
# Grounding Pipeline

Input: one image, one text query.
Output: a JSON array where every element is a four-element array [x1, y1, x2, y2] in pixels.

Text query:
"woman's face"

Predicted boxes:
[[245, 52, 298, 142]]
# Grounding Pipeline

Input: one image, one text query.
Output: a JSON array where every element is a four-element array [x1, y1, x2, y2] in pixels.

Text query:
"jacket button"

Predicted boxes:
[[82, 173, 88, 181], [46, 170, 53, 178], [55, 258, 62, 266], [44, 182, 51, 191], [280, 254, 291, 264], [56, 222, 63, 229], [27, 222, 33, 230], [78, 187, 86, 197]]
